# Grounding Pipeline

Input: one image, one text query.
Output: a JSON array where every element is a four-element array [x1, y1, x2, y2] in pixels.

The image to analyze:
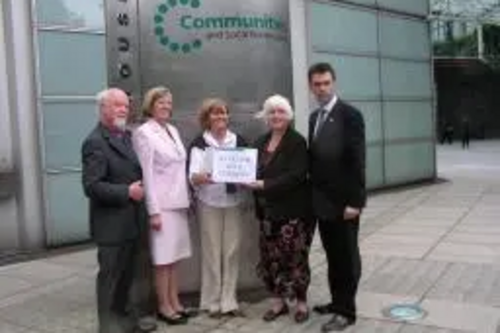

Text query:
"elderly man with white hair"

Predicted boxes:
[[247, 94, 314, 324], [81, 88, 156, 333]]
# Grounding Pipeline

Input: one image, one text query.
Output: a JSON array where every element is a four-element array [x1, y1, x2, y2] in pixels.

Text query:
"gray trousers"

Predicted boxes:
[[97, 237, 155, 333]]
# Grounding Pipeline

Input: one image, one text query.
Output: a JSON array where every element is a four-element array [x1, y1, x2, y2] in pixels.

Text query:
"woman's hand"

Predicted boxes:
[[243, 180, 264, 190], [191, 172, 213, 186], [150, 214, 162, 231]]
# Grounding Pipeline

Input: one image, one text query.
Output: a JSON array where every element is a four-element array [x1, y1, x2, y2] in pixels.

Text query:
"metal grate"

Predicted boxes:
[[382, 303, 427, 321], [431, 0, 500, 23]]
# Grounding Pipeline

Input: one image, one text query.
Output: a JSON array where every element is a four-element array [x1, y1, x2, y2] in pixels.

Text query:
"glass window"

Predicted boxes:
[[383, 101, 434, 140], [379, 15, 430, 60], [309, 3, 378, 54], [351, 101, 383, 143], [381, 59, 433, 99], [377, 0, 428, 16], [45, 173, 89, 246], [349, 0, 377, 5], [36, 0, 105, 30], [367, 145, 384, 189], [42, 100, 98, 170], [384, 141, 435, 185], [311, 53, 381, 100], [38, 31, 107, 96]]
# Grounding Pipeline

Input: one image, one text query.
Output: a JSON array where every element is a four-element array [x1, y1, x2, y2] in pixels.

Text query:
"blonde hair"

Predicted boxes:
[[256, 94, 294, 121], [142, 86, 172, 118], [198, 98, 229, 130]]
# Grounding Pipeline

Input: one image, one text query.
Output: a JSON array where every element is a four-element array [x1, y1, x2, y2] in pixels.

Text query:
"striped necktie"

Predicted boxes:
[[314, 108, 328, 139]]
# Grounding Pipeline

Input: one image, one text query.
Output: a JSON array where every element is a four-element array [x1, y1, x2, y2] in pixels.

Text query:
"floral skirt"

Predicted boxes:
[[257, 218, 314, 301]]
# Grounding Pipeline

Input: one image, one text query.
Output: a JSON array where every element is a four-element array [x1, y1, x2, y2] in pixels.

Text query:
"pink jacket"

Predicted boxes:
[[133, 119, 190, 215]]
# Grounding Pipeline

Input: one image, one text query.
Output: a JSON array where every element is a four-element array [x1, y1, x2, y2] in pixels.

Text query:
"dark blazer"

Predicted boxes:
[[81, 123, 147, 245], [253, 127, 310, 221], [308, 99, 366, 220]]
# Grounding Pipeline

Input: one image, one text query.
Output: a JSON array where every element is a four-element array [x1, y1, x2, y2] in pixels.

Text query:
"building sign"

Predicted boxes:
[[104, 0, 142, 116], [153, 0, 288, 54], [105, 0, 293, 142], [104, 0, 292, 291]]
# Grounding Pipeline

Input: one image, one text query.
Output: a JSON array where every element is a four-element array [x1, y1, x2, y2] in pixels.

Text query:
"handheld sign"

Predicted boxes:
[[211, 148, 258, 184]]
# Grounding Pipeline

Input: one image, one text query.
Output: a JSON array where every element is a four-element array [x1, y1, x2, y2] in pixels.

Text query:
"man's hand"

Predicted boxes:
[[191, 173, 213, 186], [344, 206, 361, 220], [150, 214, 162, 231], [128, 181, 144, 202]]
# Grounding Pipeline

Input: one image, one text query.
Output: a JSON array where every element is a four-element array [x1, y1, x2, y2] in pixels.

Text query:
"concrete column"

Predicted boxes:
[[2, 0, 45, 249], [477, 24, 484, 60], [290, 0, 310, 136], [0, 0, 20, 249]]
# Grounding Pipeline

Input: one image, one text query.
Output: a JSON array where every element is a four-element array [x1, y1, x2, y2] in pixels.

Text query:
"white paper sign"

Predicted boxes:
[[211, 148, 258, 183]]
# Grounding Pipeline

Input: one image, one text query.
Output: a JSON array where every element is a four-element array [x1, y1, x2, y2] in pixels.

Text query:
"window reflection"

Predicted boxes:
[[36, 0, 104, 30]]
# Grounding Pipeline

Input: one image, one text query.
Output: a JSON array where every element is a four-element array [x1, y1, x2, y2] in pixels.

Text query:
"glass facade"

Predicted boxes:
[[26, 0, 436, 247], [307, 0, 435, 189], [34, 0, 106, 245]]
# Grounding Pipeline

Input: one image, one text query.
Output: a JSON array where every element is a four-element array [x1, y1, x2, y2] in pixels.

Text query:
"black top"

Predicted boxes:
[[81, 123, 148, 245], [253, 127, 311, 221], [308, 99, 366, 220]]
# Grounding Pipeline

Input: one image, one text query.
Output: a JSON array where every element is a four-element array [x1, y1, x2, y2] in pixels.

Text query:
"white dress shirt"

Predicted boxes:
[[318, 94, 338, 119], [314, 94, 338, 137], [189, 130, 245, 208]]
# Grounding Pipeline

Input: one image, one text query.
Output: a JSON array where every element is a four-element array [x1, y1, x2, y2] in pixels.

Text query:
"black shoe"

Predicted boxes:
[[294, 309, 310, 323], [222, 309, 246, 318], [208, 311, 222, 319], [157, 312, 188, 325], [178, 308, 198, 319], [134, 317, 157, 332], [313, 303, 335, 315], [262, 305, 289, 322], [321, 314, 354, 332]]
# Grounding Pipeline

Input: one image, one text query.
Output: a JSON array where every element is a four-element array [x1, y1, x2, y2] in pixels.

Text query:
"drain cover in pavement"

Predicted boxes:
[[382, 304, 427, 321]]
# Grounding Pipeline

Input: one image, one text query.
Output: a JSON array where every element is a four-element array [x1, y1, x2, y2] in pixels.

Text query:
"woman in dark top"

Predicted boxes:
[[246, 94, 313, 324]]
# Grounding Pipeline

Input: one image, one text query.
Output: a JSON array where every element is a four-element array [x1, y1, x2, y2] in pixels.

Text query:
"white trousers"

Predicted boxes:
[[197, 201, 242, 313]]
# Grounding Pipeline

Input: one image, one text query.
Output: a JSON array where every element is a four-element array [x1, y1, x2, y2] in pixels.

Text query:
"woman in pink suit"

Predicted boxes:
[[133, 86, 192, 325]]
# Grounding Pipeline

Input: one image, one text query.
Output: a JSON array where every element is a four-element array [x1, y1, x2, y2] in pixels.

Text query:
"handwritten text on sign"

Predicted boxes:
[[211, 148, 257, 183]]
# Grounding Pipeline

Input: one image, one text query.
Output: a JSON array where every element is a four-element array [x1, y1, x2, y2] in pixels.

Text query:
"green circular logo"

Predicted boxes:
[[154, 0, 203, 54]]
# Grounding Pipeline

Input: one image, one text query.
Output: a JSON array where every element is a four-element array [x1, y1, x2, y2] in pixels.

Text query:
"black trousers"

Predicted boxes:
[[318, 217, 361, 321], [462, 135, 470, 148], [97, 238, 154, 333]]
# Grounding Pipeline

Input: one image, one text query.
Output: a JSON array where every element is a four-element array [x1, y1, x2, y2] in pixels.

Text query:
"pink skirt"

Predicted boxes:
[[150, 209, 192, 266]]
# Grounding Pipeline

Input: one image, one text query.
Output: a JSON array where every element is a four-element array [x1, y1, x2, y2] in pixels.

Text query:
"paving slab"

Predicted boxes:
[[418, 299, 500, 333], [0, 142, 498, 332], [426, 263, 500, 307]]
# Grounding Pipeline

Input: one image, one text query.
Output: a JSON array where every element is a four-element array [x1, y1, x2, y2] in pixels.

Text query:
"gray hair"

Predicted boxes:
[[255, 94, 294, 121], [95, 88, 127, 114]]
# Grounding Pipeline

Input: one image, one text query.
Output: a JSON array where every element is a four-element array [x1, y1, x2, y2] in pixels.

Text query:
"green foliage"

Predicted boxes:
[[433, 24, 500, 70], [433, 30, 478, 57], [483, 24, 500, 69]]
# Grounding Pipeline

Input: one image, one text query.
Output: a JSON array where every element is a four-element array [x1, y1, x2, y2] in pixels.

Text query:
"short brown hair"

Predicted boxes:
[[308, 62, 336, 82], [142, 86, 171, 118], [198, 98, 228, 130]]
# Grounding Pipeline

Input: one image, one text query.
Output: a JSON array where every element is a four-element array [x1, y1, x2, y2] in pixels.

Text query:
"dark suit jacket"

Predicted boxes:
[[308, 99, 366, 220], [81, 123, 147, 245], [253, 127, 311, 221]]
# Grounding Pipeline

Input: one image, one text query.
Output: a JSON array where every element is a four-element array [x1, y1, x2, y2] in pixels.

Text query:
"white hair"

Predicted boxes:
[[255, 94, 294, 121], [95, 88, 126, 115]]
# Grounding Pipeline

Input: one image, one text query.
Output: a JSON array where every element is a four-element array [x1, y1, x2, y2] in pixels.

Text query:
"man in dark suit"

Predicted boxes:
[[81, 88, 156, 333], [307, 63, 366, 331]]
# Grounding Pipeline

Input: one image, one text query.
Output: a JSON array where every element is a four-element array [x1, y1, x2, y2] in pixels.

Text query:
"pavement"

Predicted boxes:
[[0, 141, 499, 333]]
